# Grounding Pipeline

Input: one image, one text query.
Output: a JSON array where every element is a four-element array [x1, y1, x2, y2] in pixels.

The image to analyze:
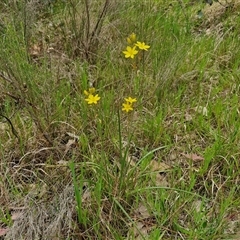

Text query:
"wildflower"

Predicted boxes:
[[85, 94, 100, 105], [122, 46, 138, 59], [135, 41, 150, 51], [122, 97, 137, 113], [84, 87, 96, 96], [127, 33, 136, 45], [125, 97, 137, 104], [122, 102, 133, 112]]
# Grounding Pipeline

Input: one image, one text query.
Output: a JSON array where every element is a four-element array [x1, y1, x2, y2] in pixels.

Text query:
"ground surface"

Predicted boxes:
[[0, 0, 240, 239]]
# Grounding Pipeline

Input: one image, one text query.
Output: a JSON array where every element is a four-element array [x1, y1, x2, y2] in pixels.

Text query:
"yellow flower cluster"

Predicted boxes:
[[122, 33, 150, 59], [84, 88, 136, 113], [84, 88, 101, 105], [122, 97, 137, 113]]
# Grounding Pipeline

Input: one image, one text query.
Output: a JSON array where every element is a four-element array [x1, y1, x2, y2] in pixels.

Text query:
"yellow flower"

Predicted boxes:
[[84, 87, 96, 96], [122, 46, 138, 59], [125, 97, 137, 104], [122, 97, 137, 113], [85, 94, 100, 105], [135, 41, 150, 51], [127, 33, 136, 45], [122, 102, 133, 112]]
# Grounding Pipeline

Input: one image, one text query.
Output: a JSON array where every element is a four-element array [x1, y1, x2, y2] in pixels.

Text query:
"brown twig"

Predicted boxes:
[[89, 0, 110, 45], [0, 113, 19, 140], [85, 0, 90, 43]]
